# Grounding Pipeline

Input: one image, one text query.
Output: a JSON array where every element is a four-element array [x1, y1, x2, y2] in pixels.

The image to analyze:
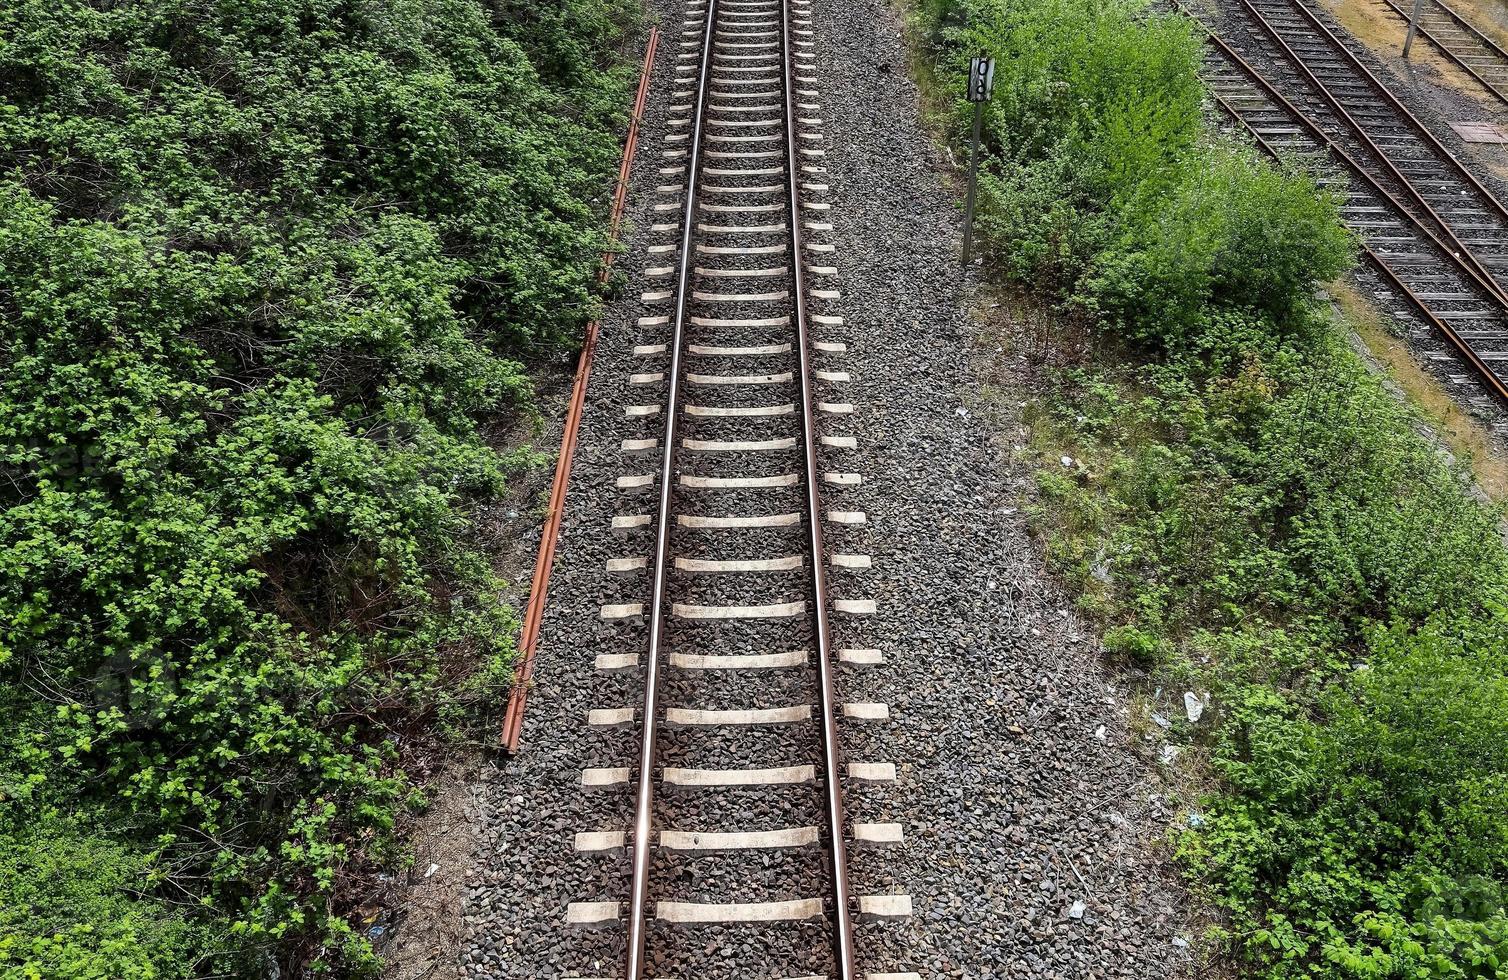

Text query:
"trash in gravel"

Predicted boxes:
[[1150, 713, 1172, 730], [368, 925, 385, 939], [1094, 724, 1106, 742], [1159, 744, 1180, 764], [1183, 691, 1204, 723], [1069, 900, 1086, 919], [1173, 936, 1190, 948], [956, 406, 969, 418], [1060, 455, 1074, 467], [1186, 812, 1205, 828], [426, 862, 440, 878]]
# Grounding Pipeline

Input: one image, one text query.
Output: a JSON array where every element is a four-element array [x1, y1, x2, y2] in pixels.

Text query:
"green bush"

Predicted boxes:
[[1029, 310, 1508, 978], [1186, 614, 1508, 978], [0, 0, 635, 973], [1086, 149, 1354, 345], [930, 0, 1352, 343], [1, 818, 216, 980]]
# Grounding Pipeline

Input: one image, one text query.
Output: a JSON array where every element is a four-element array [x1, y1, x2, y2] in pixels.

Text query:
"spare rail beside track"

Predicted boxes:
[[503, 28, 662, 755]]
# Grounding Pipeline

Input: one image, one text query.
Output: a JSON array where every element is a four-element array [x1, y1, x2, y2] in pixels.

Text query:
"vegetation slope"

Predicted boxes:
[[913, 0, 1508, 975], [0, 0, 635, 974]]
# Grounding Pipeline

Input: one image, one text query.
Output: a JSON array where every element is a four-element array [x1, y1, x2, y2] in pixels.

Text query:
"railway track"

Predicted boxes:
[[1377, 0, 1508, 106], [1179, 0, 1508, 406], [1174, 2, 1508, 404], [1201, 0, 1508, 287], [564, 0, 913, 976]]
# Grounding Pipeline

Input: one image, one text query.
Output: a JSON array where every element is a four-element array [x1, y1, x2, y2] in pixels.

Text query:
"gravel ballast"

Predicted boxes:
[[446, 0, 1198, 974]]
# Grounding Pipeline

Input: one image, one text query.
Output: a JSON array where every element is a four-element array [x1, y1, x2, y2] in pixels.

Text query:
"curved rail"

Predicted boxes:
[[1181, 2, 1508, 307]]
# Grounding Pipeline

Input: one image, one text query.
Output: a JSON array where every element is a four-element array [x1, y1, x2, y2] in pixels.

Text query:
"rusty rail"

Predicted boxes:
[[1244, 0, 1508, 229], [502, 27, 660, 754], [1378, 0, 1508, 107], [1204, 82, 1508, 405], [1229, 0, 1508, 309], [779, 0, 859, 969], [1177, 1, 1508, 403]]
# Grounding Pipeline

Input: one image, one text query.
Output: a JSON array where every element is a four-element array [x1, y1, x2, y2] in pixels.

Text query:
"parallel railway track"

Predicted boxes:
[[1377, 0, 1508, 106], [1226, 0, 1508, 286], [563, 0, 913, 975], [1179, 0, 1508, 407]]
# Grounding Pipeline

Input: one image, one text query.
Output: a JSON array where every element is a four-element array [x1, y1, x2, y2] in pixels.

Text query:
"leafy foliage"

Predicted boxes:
[[0, 0, 635, 974], [927, 0, 1353, 339], [0, 817, 216, 979], [915, 0, 1508, 975]]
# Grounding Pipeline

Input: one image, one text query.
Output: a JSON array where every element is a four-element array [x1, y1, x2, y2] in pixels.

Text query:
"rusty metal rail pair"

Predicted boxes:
[[502, 30, 661, 754], [1231, 0, 1508, 308], [1187, 14, 1508, 402], [625, 0, 857, 973], [1170, 0, 1508, 401], [1378, 0, 1508, 107], [1176, 0, 1508, 404]]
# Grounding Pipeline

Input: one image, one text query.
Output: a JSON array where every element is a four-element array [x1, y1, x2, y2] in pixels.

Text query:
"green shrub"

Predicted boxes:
[[1187, 614, 1508, 977], [1031, 316, 1508, 978], [0, 0, 635, 973], [931, 0, 1352, 343], [1086, 148, 1354, 345], [0, 819, 217, 980]]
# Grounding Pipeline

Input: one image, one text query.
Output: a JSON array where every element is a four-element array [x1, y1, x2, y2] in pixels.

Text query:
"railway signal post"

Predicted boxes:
[[962, 51, 995, 266], [1403, 0, 1425, 55]]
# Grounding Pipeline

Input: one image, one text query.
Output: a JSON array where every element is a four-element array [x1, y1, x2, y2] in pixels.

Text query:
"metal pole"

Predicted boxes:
[[1403, 0, 1425, 57], [961, 99, 984, 265]]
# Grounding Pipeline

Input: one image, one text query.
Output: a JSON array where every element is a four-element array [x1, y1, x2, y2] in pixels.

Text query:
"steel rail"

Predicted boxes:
[[624, 0, 718, 973], [1426, 0, 1508, 61], [1202, 73, 1508, 404], [1175, 0, 1508, 317], [1377, 0, 1508, 107], [1240, 0, 1508, 232], [1228, 0, 1508, 308], [777, 0, 858, 973], [1181, 0, 1508, 401], [503, 28, 661, 754]]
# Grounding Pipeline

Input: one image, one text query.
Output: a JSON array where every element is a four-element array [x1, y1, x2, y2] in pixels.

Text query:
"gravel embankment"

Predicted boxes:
[[447, 0, 1198, 974]]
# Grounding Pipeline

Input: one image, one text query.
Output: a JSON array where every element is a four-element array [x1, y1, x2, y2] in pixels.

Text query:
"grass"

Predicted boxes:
[[1330, 279, 1508, 502]]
